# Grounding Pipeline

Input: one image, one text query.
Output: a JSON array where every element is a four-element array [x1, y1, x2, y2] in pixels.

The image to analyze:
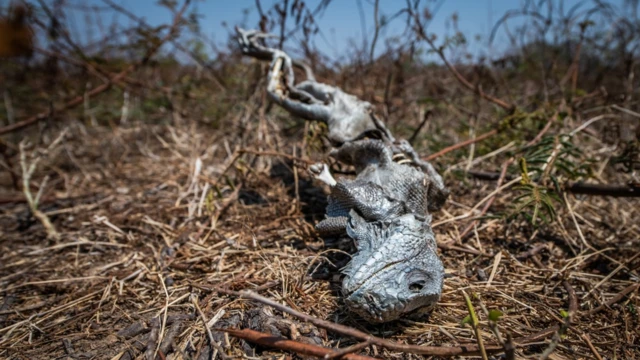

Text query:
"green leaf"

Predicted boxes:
[[461, 315, 472, 326], [560, 309, 569, 318], [488, 309, 503, 321]]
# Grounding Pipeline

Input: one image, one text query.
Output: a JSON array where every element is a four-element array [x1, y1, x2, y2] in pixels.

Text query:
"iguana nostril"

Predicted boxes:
[[409, 281, 426, 293]]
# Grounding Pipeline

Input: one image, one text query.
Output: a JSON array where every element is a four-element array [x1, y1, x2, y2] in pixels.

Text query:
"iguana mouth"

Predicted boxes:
[[344, 288, 409, 323]]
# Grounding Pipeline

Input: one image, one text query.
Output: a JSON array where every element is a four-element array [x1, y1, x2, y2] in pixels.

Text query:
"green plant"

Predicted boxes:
[[508, 132, 595, 225]]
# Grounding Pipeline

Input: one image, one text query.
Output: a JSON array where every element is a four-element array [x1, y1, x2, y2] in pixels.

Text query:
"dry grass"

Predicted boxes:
[[1, 1, 639, 358], [0, 54, 640, 359], [0, 86, 639, 360]]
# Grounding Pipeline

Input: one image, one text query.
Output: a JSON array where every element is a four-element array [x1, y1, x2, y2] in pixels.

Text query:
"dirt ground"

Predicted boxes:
[[0, 112, 639, 360]]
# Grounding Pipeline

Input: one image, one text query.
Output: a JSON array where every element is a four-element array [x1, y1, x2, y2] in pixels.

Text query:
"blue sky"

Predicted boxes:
[[21, 0, 634, 62]]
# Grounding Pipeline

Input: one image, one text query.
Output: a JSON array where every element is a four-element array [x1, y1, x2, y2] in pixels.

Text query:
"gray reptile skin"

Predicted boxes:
[[237, 28, 449, 323]]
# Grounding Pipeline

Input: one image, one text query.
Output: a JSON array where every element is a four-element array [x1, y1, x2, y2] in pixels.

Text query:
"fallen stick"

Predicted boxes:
[[0, 192, 98, 205], [467, 170, 640, 197], [587, 283, 640, 316], [565, 182, 640, 197], [324, 340, 373, 359], [197, 284, 592, 358], [220, 328, 377, 360], [459, 159, 512, 239], [539, 281, 577, 360], [203, 286, 503, 357], [425, 129, 498, 161], [191, 294, 229, 360]]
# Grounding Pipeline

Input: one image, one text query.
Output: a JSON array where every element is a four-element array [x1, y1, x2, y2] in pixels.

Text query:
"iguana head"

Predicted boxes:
[[341, 211, 444, 323]]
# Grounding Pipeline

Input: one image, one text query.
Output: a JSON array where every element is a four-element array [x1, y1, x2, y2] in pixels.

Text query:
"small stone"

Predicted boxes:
[[477, 268, 487, 281]]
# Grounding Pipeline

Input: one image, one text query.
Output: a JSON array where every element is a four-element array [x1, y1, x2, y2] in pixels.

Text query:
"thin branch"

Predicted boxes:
[[528, 112, 557, 145], [424, 129, 498, 161], [3, 90, 15, 125], [324, 340, 372, 359], [101, 0, 226, 90], [564, 182, 640, 197], [201, 286, 504, 357], [459, 159, 512, 239], [467, 170, 640, 197], [586, 283, 639, 316], [190, 294, 229, 360], [611, 104, 640, 119], [221, 328, 376, 360], [409, 7, 515, 111], [238, 149, 315, 165], [539, 281, 577, 360], [408, 109, 431, 145], [18, 130, 68, 240], [580, 333, 603, 360], [369, 0, 380, 63]]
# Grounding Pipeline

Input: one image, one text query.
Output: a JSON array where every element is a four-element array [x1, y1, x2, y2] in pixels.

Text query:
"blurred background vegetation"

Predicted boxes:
[[1, 0, 638, 221]]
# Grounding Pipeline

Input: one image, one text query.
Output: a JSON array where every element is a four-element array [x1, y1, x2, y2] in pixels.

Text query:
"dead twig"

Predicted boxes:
[[143, 317, 161, 360], [221, 328, 377, 360], [438, 242, 490, 257], [580, 333, 603, 360], [101, 0, 227, 91], [516, 244, 548, 260], [324, 340, 372, 359], [527, 112, 557, 146], [0, 192, 99, 205], [204, 286, 504, 357], [408, 110, 431, 145], [459, 159, 512, 239], [565, 182, 640, 197], [238, 149, 315, 166], [18, 129, 68, 239], [467, 170, 640, 197], [190, 294, 229, 360], [409, 7, 514, 112], [586, 283, 640, 316], [539, 281, 577, 360], [424, 129, 498, 161], [611, 104, 640, 119]]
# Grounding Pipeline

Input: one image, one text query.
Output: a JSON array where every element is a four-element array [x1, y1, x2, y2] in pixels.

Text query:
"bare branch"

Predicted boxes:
[[203, 286, 504, 357], [18, 129, 68, 240], [467, 170, 640, 197], [408, 6, 515, 111], [220, 328, 376, 360], [369, 0, 380, 63]]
